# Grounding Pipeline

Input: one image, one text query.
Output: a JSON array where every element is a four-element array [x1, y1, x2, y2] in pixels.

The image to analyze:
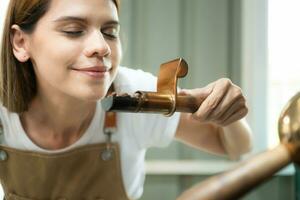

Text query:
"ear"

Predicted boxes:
[[10, 24, 30, 62]]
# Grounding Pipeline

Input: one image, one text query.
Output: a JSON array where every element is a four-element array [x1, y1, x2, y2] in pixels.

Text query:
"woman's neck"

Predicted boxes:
[[20, 94, 97, 150]]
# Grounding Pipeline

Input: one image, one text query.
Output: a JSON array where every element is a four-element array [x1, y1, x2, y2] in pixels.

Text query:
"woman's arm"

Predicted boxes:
[[175, 78, 252, 159], [175, 116, 252, 159]]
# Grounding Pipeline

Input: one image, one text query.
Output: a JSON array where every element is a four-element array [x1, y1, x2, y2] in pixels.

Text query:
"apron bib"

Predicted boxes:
[[0, 111, 130, 200]]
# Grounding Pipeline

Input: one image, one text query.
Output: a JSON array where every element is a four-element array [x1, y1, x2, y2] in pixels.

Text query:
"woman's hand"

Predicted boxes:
[[179, 78, 248, 127]]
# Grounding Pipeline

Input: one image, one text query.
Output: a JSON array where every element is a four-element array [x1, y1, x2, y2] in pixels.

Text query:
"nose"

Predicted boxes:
[[84, 30, 111, 58]]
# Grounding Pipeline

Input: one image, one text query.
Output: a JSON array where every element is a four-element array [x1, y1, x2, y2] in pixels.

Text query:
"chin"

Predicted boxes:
[[71, 90, 106, 102], [86, 93, 107, 101], [71, 82, 111, 102]]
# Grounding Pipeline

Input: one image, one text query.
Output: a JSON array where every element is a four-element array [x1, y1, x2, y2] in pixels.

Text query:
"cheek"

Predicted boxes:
[[110, 39, 122, 67], [31, 35, 82, 69], [109, 41, 122, 83], [29, 39, 83, 94]]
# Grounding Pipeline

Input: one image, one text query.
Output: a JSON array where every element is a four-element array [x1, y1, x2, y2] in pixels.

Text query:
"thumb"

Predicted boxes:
[[178, 86, 212, 103], [178, 88, 192, 96]]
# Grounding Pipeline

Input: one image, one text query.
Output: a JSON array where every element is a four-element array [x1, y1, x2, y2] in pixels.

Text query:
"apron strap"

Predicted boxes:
[[101, 85, 117, 161], [104, 84, 117, 134], [0, 116, 4, 144]]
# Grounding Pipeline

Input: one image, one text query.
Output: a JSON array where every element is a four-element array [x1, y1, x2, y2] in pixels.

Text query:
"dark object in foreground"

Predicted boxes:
[[101, 91, 198, 115]]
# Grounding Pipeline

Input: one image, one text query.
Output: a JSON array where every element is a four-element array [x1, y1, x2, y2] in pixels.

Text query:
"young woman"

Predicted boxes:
[[0, 0, 252, 199]]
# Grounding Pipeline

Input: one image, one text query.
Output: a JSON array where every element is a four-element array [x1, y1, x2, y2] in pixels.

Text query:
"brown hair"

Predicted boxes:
[[0, 0, 120, 113]]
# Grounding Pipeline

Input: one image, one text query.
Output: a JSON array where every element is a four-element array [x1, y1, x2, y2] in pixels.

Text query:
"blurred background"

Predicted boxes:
[[1, 0, 300, 199]]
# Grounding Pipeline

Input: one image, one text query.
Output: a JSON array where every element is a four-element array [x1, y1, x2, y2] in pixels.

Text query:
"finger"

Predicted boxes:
[[208, 87, 244, 121], [209, 88, 246, 120], [178, 89, 190, 95], [179, 87, 212, 105], [178, 89, 191, 95], [215, 97, 246, 124], [193, 79, 230, 121], [221, 107, 248, 126]]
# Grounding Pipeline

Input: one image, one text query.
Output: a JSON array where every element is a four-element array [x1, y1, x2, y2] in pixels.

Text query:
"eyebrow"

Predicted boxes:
[[53, 16, 120, 26], [53, 16, 88, 23]]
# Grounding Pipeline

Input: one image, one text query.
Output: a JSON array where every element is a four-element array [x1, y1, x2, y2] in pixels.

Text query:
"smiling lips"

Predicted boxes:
[[73, 66, 110, 78]]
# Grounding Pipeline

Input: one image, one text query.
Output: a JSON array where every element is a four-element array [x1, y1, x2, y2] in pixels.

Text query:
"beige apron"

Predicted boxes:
[[0, 111, 131, 200]]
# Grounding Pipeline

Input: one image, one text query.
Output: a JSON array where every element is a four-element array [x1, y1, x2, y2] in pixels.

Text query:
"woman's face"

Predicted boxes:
[[25, 0, 121, 102]]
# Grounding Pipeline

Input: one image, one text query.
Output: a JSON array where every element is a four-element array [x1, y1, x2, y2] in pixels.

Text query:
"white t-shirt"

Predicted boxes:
[[0, 66, 181, 199]]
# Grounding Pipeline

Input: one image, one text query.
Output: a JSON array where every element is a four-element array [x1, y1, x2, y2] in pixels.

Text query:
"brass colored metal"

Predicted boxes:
[[101, 58, 198, 115], [156, 58, 188, 115], [278, 92, 300, 144], [177, 92, 300, 200]]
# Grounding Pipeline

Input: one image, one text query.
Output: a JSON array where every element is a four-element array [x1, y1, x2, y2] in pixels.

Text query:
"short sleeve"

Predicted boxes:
[[131, 112, 180, 149], [113, 66, 181, 149]]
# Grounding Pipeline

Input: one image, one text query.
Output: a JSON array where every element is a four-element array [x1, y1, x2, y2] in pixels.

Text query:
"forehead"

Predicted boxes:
[[43, 0, 118, 23]]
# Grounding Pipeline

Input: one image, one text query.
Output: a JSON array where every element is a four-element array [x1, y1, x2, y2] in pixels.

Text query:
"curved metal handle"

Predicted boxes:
[[177, 143, 295, 200], [156, 58, 189, 115]]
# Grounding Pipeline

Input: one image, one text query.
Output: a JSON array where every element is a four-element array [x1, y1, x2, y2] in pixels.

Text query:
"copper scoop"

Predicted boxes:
[[101, 58, 198, 116]]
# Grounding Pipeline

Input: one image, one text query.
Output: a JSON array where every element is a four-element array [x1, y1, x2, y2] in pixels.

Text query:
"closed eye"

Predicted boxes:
[[101, 26, 120, 40], [62, 30, 84, 37]]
